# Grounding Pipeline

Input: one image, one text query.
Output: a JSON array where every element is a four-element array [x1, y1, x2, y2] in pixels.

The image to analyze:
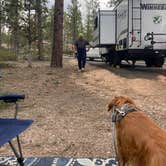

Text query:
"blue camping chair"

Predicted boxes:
[[0, 94, 33, 166]]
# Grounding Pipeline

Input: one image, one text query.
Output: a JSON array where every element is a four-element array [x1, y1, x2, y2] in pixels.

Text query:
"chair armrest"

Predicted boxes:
[[0, 94, 25, 103]]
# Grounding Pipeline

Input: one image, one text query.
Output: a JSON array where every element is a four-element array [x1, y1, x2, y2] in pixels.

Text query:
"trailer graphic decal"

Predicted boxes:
[[153, 16, 162, 24], [141, 4, 166, 10]]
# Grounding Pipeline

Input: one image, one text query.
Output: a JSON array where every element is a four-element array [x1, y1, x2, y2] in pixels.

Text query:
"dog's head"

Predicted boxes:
[[108, 96, 136, 112]]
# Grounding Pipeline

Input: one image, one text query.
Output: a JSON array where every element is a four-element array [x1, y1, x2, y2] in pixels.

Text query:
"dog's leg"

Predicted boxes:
[[147, 155, 165, 166], [117, 149, 126, 166], [118, 158, 126, 166], [115, 134, 126, 166]]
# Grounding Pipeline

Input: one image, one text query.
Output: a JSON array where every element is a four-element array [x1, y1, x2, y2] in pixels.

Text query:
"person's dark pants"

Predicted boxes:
[[77, 49, 86, 70]]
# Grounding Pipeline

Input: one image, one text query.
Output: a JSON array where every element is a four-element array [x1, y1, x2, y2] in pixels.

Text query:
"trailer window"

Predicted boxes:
[[94, 16, 98, 30]]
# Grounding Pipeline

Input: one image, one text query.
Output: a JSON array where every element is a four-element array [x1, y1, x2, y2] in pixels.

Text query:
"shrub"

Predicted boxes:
[[0, 48, 17, 61]]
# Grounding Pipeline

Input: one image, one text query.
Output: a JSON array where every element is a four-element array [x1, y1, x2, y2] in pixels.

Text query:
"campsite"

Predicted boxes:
[[0, 0, 166, 165]]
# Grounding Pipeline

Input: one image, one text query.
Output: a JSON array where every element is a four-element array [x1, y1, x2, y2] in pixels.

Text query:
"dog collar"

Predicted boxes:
[[112, 104, 137, 123]]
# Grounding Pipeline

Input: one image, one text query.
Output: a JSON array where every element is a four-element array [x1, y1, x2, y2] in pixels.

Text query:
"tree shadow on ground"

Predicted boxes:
[[88, 61, 166, 80], [0, 62, 16, 68]]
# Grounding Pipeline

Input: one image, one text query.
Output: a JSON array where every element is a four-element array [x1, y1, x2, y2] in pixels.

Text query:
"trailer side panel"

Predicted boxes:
[[116, 0, 128, 51], [93, 10, 115, 47]]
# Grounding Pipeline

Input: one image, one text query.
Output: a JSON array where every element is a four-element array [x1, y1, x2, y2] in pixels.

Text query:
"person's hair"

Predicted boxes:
[[79, 34, 84, 39]]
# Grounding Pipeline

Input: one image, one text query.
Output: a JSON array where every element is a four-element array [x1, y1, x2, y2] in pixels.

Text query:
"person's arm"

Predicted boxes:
[[73, 41, 77, 52], [73, 42, 78, 58], [86, 41, 94, 52], [89, 42, 94, 48], [86, 46, 90, 52]]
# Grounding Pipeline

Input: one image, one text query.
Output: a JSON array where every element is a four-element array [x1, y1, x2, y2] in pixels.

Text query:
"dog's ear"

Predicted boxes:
[[108, 96, 136, 112], [108, 102, 113, 112], [125, 96, 136, 106], [108, 96, 118, 111]]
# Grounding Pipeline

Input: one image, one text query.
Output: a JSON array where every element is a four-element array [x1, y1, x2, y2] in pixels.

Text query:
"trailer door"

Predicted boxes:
[[116, 0, 128, 51], [100, 11, 115, 45]]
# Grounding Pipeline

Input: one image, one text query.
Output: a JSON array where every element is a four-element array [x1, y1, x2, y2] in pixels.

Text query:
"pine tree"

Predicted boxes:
[[85, 0, 100, 41], [51, 0, 64, 68], [44, 7, 54, 42], [63, 12, 72, 51], [4, 0, 23, 54], [67, 0, 83, 43], [24, 0, 37, 67], [0, 0, 3, 48], [107, 0, 119, 7], [35, 0, 48, 60]]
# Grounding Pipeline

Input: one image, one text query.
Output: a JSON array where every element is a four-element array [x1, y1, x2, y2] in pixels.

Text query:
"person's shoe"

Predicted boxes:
[[116, 65, 120, 69], [81, 68, 85, 71], [78, 69, 81, 72]]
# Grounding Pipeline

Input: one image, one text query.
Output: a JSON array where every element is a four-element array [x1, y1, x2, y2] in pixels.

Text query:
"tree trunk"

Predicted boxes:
[[0, 19, 1, 49], [0, 2, 2, 49], [73, 8, 76, 43], [73, 1, 78, 43], [27, 3, 32, 67], [13, 23, 19, 57], [13, 0, 19, 56], [36, 0, 43, 60], [51, 0, 64, 68]]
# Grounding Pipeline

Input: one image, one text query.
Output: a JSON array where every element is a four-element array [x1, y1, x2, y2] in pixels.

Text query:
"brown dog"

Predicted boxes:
[[108, 96, 166, 166]]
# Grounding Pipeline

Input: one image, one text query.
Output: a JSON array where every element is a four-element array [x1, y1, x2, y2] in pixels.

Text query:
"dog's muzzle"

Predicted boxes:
[[112, 104, 137, 123]]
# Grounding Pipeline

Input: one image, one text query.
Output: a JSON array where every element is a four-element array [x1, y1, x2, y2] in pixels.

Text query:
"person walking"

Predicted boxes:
[[74, 34, 92, 72]]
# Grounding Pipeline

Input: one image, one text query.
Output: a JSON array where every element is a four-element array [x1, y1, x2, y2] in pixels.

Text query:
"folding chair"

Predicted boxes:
[[0, 94, 33, 166]]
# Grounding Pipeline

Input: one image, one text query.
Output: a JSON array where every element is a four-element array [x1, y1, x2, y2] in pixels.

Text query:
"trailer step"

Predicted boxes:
[[133, 18, 141, 20], [132, 7, 140, 9], [133, 29, 141, 32]]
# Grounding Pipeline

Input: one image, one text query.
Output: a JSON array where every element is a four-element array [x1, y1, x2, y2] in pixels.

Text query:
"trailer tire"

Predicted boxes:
[[101, 55, 107, 63], [113, 53, 121, 67], [89, 57, 94, 61], [153, 56, 165, 67], [145, 59, 153, 67]]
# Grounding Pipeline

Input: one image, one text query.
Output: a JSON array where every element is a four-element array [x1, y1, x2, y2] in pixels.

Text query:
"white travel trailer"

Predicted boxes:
[[93, 0, 166, 67]]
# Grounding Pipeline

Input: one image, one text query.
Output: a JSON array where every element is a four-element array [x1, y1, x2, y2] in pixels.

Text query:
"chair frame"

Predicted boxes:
[[0, 94, 32, 166]]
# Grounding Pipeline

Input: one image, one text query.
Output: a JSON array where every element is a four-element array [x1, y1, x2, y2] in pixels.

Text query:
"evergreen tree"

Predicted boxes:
[[67, 0, 83, 43], [4, 0, 23, 54], [44, 7, 54, 42], [23, 0, 36, 67], [51, 0, 64, 67], [63, 12, 72, 51], [107, 0, 119, 7], [0, 0, 4, 48], [85, 0, 100, 41], [35, 0, 48, 60]]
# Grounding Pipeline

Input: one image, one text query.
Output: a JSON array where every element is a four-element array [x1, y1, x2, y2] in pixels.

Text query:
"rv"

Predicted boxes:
[[93, 0, 166, 67]]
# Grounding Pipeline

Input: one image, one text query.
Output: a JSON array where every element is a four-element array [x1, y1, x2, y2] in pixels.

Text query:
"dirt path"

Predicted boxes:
[[0, 57, 165, 158]]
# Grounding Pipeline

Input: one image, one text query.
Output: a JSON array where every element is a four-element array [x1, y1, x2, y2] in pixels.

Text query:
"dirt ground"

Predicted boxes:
[[0, 57, 166, 158]]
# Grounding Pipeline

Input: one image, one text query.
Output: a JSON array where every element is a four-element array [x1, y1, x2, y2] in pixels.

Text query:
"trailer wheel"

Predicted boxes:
[[113, 53, 121, 68], [153, 56, 165, 67], [145, 59, 153, 67], [101, 54, 109, 63], [102, 57, 106, 62], [89, 57, 94, 61]]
